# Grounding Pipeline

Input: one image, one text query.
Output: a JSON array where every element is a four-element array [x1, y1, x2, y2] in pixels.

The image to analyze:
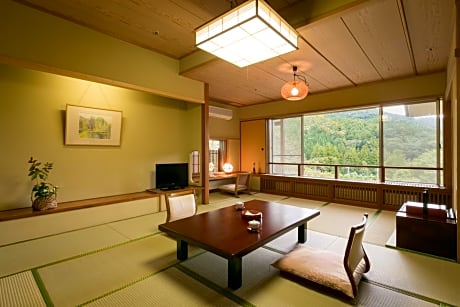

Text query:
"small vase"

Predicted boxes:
[[32, 196, 58, 211]]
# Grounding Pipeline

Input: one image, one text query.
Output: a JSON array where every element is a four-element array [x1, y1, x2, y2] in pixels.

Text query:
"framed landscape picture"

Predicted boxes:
[[65, 105, 122, 146]]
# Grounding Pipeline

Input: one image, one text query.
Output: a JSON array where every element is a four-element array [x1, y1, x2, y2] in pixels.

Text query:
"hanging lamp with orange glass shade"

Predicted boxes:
[[280, 65, 309, 101]]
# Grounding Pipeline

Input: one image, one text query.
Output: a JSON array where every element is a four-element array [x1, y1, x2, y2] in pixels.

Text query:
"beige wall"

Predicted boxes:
[[0, 0, 204, 104], [0, 64, 201, 210], [209, 103, 240, 139], [208, 103, 241, 170]]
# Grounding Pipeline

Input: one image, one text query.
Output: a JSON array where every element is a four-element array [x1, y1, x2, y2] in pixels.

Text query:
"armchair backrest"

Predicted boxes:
[[236, 172, 250, 187], [343, 213, 370, 298], [165, 189, 197, 223]]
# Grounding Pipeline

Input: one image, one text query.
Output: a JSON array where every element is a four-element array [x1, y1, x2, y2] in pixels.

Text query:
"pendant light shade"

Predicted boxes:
[[195, 0, 298, 68], [281, 66, 309, 101]]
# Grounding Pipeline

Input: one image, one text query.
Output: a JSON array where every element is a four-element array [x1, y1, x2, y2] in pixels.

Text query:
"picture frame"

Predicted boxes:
[[65, 105, 122, 146]]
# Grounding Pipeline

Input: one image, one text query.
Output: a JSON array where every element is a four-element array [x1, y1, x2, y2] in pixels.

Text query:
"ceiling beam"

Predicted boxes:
[[279, 0, 369, 28]]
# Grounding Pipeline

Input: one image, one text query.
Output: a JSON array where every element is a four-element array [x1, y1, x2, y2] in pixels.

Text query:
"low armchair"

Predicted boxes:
[[218, 172, 251, 197], [272, 213, 370, 299]]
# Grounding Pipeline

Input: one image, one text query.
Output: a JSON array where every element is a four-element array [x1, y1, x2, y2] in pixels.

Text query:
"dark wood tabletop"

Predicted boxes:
[[159, 199, 320, 258], [159, 199, 320, 289]]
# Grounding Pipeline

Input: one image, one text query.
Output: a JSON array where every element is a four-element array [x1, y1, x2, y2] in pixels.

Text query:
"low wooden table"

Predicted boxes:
[[159, 199, 320, 289], [396, 202, 457, 260]]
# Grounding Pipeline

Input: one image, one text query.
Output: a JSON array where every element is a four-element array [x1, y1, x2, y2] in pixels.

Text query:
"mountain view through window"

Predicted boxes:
[[269, 100, 442, 186]]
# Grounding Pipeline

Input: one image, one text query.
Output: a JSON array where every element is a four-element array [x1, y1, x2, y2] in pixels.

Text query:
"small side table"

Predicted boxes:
[[396, 202, 457, 260]]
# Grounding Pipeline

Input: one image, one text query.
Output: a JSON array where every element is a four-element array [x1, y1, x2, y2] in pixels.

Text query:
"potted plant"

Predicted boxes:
[[28, 157, 58, 211]]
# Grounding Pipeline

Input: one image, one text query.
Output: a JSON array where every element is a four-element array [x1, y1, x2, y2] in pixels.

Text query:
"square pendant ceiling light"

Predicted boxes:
[[195, 0, 298, 68]]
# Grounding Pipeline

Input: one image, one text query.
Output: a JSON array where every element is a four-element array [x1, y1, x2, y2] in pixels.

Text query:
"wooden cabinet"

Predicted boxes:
[[396, 202, 457, 260]]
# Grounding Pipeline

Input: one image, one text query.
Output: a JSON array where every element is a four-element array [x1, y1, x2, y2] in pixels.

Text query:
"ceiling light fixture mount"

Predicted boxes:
[[195, 0, 298, 68], [281, 65, 309, 101]]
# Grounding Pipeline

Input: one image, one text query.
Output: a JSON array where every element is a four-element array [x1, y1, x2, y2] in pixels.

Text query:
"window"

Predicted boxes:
[[209, 139, 226, 172], [383, 101, 441, 185], [268, 100, 443, 186], [303, 108, 379, 181], [270, 117, 301, 176], [190, 150, 200, 183]]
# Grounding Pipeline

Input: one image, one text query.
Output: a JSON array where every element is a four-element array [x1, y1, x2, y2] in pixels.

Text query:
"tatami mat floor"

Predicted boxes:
[[0, 192, 458, 306]]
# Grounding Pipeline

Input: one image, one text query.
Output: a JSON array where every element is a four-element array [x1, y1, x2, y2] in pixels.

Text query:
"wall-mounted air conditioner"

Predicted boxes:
[[209, 106, 233, 120]]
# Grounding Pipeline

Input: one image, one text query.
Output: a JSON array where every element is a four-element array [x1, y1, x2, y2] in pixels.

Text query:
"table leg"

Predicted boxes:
[[297, 224, 306, 243], [177, 240, 188, 260], [228, 256, 242, 290]]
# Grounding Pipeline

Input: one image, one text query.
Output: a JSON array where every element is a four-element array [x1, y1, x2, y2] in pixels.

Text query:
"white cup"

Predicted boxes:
[[235, 202, 244, 209], [248, 220, 260, 230]]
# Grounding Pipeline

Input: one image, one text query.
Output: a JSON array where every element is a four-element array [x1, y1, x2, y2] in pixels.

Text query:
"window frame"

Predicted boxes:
[[209, 139, 227, 172], [267, 99, 444, 187]]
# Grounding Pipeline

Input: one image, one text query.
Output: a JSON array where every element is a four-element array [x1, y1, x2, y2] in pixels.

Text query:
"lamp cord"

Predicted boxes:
[[292, 65, 308, 84]]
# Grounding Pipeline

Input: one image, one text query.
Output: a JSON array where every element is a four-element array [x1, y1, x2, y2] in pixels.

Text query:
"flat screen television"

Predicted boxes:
[[155, 163, 189, 190]]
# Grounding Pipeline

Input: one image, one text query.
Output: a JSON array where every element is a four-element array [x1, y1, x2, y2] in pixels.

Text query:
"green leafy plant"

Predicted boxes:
[[28, 157, 58, 200]]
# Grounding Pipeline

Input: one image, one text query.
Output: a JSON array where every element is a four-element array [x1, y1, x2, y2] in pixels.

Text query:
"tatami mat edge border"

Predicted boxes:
[[175, 263, 255, 307], [32, 269, 53, 307]]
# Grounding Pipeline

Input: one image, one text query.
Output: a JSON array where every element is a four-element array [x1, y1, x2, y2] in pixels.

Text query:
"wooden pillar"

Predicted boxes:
[[453, 0, 460, 263], [443, 99, 452, 190], [202, 83, 210, 204]]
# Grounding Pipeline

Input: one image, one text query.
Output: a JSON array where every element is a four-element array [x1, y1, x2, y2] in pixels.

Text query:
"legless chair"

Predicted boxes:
[[272, 214, 370, 299], [218, 172, 251, 197], [165, 189, 197, 223]]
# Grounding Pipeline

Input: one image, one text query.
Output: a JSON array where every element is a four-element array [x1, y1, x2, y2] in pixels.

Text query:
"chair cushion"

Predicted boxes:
[[236, 184, 248, 191], [272, 244, 367, 298], [218, 184, 235, 191], [219, 184, 248, 192]]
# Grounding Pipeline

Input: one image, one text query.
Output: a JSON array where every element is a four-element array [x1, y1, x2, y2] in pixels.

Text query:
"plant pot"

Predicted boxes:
[[32, 195, 58, 211]]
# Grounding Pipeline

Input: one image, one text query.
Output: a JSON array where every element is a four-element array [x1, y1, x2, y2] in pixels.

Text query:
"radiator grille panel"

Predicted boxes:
[[294, 181, 328, 197], [260, 176, 451, 210], [335, 184, 377, 204]]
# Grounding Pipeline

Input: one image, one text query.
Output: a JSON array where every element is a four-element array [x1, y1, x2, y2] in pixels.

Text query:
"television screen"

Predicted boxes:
[[155, 163, 189, 190]]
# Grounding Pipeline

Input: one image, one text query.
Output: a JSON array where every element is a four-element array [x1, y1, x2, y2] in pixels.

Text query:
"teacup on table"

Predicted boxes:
[[235, 201, 245, 210], [248, 220, 261, 230]]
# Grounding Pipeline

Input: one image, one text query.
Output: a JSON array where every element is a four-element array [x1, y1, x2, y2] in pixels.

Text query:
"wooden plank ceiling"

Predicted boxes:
[[14, 0, 454, 107]]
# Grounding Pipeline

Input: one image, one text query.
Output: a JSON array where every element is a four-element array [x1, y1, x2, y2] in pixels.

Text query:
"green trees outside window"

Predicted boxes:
[[269, 100, 443, 186]]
